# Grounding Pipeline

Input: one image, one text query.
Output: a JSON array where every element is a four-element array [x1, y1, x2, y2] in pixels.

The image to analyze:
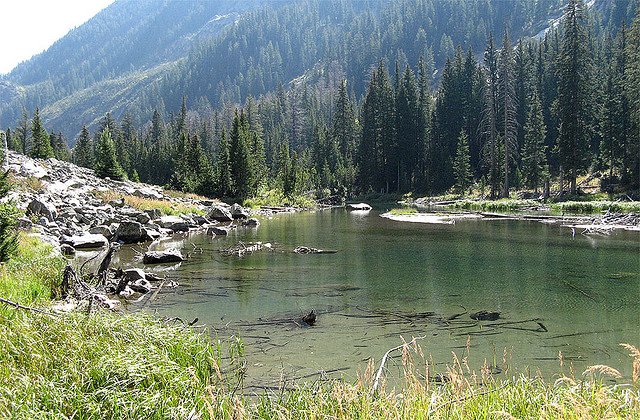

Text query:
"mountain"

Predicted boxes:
[[0, 0, 271, 138], [0, 0, 634, 141]]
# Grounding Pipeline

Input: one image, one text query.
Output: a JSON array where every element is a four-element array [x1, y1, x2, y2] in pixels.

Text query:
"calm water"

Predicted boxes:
[[124, 208, 640, 390]]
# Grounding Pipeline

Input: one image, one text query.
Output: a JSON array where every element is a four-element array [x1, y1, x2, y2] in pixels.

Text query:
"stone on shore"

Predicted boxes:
[[27, 199, 58, 222], [66, 233, 109, 249], [207, 204, 233, 222], [346, 203, 372, 211], [143, 249, 184, 264], [114, 221, 148, 244]]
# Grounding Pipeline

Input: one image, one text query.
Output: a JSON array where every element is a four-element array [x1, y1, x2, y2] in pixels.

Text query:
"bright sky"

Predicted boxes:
[[0, 0, 115, 75]]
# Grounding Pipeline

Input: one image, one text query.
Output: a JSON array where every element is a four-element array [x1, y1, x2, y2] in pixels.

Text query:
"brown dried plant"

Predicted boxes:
[[620, 343, 640, 383], [582, 364, 623, 379]]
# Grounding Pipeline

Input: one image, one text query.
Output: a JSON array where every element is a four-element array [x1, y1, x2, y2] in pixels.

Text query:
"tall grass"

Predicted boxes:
[[0, 312, 231, 419], [0, 234, 65, 314], [551, 200, 640, 213], [89, 190, 204, 216], [449, 199, 540, 212], [243, 189, 315, 209]]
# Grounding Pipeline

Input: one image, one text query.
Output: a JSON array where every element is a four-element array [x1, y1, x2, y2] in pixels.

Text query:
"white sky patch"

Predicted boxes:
[[0, 0, 115, 75]]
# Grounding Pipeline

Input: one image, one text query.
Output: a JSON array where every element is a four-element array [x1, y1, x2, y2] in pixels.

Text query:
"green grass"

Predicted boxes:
[[449, 199, 540, 212], [0, 234, 65, 313], [550, 200, 640, 213], [243, 189, 316, 209], [389, 207, 418, 215], [0, 235, 243, 419]]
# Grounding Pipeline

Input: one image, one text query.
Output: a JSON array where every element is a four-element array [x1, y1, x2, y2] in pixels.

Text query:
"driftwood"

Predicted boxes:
[[372, 335, 428, 395], [0, 296, 59, 316], [293, 246, 338, 254]]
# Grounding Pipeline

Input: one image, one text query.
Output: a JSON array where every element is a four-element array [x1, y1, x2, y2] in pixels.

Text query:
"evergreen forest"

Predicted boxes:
[[3, 0, 640, 201]]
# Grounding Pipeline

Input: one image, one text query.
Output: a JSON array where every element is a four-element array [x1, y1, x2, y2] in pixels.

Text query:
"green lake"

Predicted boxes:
[[125, 208, 640, 391]]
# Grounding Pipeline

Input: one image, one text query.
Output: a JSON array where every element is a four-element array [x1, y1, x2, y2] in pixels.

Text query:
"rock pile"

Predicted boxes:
[[3, 151, 255, 254]]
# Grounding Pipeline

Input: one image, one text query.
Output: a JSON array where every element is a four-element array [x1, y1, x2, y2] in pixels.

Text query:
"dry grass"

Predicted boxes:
[[89, 190, 204, 215], [8, 174, 45, 194]]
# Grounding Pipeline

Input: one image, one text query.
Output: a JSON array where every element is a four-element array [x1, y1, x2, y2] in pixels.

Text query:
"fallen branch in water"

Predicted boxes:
[[372, 335, 428, 395]]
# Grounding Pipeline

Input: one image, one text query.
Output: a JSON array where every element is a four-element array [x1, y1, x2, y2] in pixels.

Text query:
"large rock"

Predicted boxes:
[[207, 226, 229, 236], [346, 203, 372, 211], [89, 225, 113, 239], [122, 268, 146, 283], [242, 218, 260, 227], [157, 215, 189, 232], [207, 204, 233, 222], [27, 199, 57, 222], [66, 234, 109, 249], [114, 221, 147, 244], [143, 249, 183, 264], [145, 208, 162, 220], [231, 203, 250, 219]]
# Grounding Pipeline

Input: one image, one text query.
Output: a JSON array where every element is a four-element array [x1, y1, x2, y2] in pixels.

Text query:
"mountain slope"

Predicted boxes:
[[0, 0, 634, 140]]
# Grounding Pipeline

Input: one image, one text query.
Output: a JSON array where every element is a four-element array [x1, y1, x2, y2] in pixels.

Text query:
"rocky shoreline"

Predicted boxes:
[[3, 150, 264, 256]]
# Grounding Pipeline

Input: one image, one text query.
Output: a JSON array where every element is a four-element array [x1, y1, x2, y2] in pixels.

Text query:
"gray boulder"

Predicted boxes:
[[27, 199, 57, 222], [143, 249, 184, 264], [242, 218, 260, 227], [157, 215, 189, 232], [114, 221, 148, 244], [135, 212, 151, 224], [145, 208, 162, 220], [15, 217, 33, 230], [207, 204, 233, 222], [123, 268, 146, 283], [89, 225, 113, 239], [346, 203, 372, 211], [207, 226, 229, 236], [108, 198, 126, 208], [231, 203, 250, 219], [60, 244, 76, 256], [130, 278, 152, 294], [66, 234, 109, 249]]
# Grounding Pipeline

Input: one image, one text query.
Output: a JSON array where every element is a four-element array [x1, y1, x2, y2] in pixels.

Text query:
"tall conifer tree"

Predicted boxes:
[[556, 0, 593, 194]]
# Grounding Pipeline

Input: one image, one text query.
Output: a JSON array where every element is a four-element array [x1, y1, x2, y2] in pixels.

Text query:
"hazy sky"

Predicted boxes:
[[0, 0, 115, 75]]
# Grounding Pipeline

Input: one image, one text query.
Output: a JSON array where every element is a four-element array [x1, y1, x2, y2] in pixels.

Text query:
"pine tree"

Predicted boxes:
[[625, 6, 640, 190], [556, 0, 593, 194], [73, 125, 94, 169], [521, 89, 547, 192], [483, 32, 500, 199], [229, 110, 254, 198], [95, 127, 125, 181], [359, 61, 395, 193], [395, 65, 421, 192], [0, 132, 18, 262], [417, 54, 432, 190], [498, 30, 518, 198], [30, 108, 54, 159], [216, 129, 232, 197], [50, 131, 70, 161], [454, 129, 472, 194]]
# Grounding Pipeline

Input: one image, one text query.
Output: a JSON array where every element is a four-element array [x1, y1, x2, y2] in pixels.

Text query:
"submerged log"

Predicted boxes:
[[293, 246, 338, 254], [470, 310, 501, 321]]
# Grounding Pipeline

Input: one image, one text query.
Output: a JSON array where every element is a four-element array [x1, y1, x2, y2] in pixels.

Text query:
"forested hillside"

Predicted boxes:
[[3, 0, 639, 201], [5, 0, 633, 137]]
